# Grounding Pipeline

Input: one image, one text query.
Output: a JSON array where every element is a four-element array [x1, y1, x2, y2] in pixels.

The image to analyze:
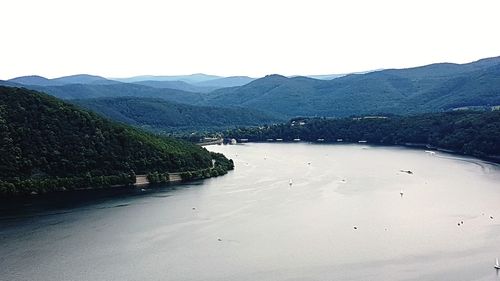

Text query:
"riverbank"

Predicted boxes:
[[145, 152, 234, 185], [0, 152, 234, 198]]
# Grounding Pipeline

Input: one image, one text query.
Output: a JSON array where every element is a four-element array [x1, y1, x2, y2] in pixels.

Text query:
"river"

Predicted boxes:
[[1, 143, 500, 281]]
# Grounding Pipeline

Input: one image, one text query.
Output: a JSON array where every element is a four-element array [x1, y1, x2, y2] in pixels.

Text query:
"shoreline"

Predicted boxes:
[[225, 140, 500, 166], [0, 155, 234, 198]]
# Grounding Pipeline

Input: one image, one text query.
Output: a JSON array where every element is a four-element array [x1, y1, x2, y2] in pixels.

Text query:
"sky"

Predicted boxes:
[[1, 0, 500, 79]]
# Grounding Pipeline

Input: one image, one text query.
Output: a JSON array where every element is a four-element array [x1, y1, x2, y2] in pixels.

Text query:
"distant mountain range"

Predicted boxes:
[[203, 57, 500, 117], [3, 70, 380, 93], [129, 80, 217, 93], [3, 82, 206, 104], [8, 74, 117, 86], [6, 73, 256, 93], [110, 73, 223, 84], [128, 76, 256, 93], [2, 56, 499, 123]]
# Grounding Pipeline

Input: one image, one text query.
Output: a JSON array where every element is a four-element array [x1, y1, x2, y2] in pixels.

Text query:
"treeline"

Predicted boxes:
[[225, 111, 500, 160], [72, 97, 282, 133], [147, 152, 234, 183], [0, 86, 233, 196], [0, 173, 135, 197]]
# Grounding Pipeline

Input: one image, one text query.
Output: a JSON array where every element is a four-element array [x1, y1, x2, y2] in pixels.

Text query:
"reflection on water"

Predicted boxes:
[[1, 143, 500, 281]]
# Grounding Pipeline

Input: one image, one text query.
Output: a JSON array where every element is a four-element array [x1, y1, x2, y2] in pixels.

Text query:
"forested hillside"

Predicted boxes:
[[226, 111, 500, 160], [72, 97, 283, 133], [0, 86, 233, 196]]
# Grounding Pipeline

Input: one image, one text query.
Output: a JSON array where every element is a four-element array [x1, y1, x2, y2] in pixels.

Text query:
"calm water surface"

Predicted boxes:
[[1, 143, 500, 281]]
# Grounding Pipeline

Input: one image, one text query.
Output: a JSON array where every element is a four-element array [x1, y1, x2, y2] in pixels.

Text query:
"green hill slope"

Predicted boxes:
[[0, 86, 233, 196], [72, 97, 283, 133], [12, 82, 206, 104]]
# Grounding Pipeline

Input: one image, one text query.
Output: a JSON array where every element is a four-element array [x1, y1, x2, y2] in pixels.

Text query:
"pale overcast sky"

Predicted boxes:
[[1, 0, 499, 79]]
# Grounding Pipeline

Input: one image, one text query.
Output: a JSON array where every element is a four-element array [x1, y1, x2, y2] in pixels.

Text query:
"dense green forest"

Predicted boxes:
[[72, 97, 282, 133], [147, 152, 234, 184], [226, 111, 500, 161], [0, 86, 233, 196]]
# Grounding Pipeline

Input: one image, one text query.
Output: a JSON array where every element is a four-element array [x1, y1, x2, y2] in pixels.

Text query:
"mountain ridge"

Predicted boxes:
[[203, 56, 500, 117]]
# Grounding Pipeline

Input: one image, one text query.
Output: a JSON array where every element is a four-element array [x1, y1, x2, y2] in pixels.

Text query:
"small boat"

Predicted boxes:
[[289, 179, 293, 186], [400, 189, 404, 197], [495, 258, 500, 269]]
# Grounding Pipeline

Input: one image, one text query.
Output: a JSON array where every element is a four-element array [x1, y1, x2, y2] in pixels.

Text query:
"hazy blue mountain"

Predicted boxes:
[[52, 74, 117, 85], [8, 74, 118, 86], [18, 83, 205, 104], [0, 80, 24, 87], [8, 75, 63, 86], [380, 57, 500, 79], [305, 70, 382, 80], [72, 97, 283, 132], [304, 74, 345, 80], [129, 76, 255, 92], [131, 80, 217, 93], [194, 76, 255, 88], [112, 73, 222, 84], [204, 57, 500, 117]]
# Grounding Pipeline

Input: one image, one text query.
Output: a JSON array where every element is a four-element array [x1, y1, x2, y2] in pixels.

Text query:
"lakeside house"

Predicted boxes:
[[352, 116, 389, 120]]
